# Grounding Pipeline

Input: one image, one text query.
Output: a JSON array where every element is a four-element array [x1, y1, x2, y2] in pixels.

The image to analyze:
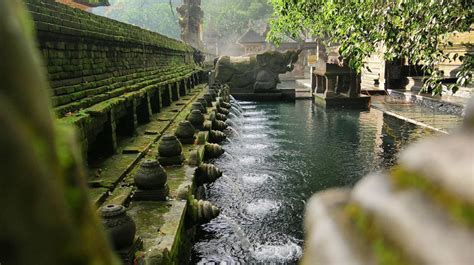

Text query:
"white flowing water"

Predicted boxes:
[[193, 100, 433, 263]]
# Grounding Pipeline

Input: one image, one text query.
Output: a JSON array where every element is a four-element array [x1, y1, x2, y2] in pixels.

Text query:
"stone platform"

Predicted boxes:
[[232, 92, 286, 101], [371, 95, 464, 134], [388, 89, 467, 116], [295, 79, 313, 99], [90, 84, 229, 264], [314, 93, 371, 109]]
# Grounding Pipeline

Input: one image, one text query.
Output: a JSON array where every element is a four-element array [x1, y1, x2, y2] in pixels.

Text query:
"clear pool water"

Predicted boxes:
[[192, 100, 435, 264]]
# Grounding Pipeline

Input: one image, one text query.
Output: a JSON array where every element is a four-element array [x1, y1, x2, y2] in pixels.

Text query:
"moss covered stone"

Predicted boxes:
[[390, 166, 474, 227], [345, 203, 410, 265]]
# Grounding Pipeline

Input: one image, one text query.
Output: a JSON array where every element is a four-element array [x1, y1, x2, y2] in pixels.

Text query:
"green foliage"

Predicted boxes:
[[202, 0, 273, 39], [268, 0, 473, 95], [92, 0, 181, 39]]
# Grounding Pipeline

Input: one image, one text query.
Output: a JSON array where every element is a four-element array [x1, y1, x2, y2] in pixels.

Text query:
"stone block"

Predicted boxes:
[[352, 173, 474, 264]]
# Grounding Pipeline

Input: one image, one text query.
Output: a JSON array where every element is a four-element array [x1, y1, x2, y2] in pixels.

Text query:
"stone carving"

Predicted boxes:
[[189, 197, 220, 223], [217, 106, 229, 115], [215, 112, 227, 121], [215, 49, 302, 93], [195, 163, 223, 185], [212, 117, 227, 131], [203, 93, 213, 105], [133, 159, 169, 201], [312, 43, 370, 108], [134, 160, 167, 190], [187, 110, 205, 130], [198, 97, 211, 108], [204, 143, 224, 159], [157, 134, 184, 166], [174, 121, 196, 144], [209, 130, 226, 143], [177, 0, 203, 49], [191, 101, 207, 114], [217, 98, 231, 109], [100, 204, 136, 250], [208, 89, 217, 101]]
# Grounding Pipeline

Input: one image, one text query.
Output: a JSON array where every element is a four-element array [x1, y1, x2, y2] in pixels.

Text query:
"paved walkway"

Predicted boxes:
[[370, 95, 464, 134], [395, 90, 470, 107]]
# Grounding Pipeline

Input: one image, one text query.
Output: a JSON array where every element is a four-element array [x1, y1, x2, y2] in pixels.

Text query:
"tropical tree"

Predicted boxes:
[[93, 0, 182, 39], [267, 0, 473, 95], [202, 0, 273, 40]]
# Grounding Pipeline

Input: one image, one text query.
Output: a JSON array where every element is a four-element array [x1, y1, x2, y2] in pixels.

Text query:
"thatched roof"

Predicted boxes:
[[237, 28, 266, 44]]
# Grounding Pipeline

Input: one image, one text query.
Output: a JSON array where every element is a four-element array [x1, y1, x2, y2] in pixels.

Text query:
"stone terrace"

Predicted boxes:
[[25, 0, 202, 163]]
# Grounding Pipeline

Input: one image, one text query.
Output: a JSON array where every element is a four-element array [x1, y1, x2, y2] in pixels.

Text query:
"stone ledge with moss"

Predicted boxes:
[[23, 0, 206, 161]]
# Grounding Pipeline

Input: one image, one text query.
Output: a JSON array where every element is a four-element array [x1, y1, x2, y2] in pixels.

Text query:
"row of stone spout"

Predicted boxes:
[[96, 83, 233, 252], [187, 84, 232, 145]]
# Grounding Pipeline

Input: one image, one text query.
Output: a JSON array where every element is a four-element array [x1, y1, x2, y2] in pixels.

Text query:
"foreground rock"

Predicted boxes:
[[303, 97, 474, 265]]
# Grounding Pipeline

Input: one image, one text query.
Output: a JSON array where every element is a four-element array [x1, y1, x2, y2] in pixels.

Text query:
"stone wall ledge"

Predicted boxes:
[[25, 0, 191, 52]]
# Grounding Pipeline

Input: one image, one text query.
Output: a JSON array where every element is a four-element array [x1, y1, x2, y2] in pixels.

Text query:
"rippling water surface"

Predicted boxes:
[[192, 100, 434, 264]]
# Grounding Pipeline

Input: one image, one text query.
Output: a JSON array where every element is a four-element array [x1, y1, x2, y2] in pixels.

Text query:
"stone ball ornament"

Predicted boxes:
[[175, 120, 196, 144], [100, 204, 136, 250], [188, 109, 205, 130], [134, 159, 167, 190], [158, 134, 182, 157], [191, 101, 206, 114]]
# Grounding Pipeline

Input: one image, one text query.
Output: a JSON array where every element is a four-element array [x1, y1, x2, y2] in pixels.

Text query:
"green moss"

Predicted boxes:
[[390, 166, 474, 227], [346, 204, 409, 265]]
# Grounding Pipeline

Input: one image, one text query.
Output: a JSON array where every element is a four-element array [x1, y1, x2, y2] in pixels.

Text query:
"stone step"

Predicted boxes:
[[352, 173, 474, 265], [295, 87, 312, 99], [53, 68, 196, 116]]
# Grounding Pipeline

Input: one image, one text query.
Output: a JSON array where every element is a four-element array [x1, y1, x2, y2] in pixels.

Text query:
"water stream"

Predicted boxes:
[[192, 99, 435, 264]]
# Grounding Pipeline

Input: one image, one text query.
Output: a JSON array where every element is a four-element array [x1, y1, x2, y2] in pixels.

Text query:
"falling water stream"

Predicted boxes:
[[192, 99, 435, 264]]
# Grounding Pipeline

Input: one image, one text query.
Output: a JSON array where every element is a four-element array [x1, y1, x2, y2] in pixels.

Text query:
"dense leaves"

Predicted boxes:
[[93, 0, 273, 53], [202, 0, 273, 40], [268, 0, 473, 95], [92, 0, 182, 39]]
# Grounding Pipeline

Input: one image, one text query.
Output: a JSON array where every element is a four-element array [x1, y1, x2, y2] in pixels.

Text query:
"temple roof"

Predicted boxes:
[[237, 28, 266, 44]]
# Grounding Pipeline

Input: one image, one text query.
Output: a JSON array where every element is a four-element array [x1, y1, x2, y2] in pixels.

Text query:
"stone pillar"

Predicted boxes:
[[209, 70, 216, 88], [178, 80, 186, 97], [170, 82, 179, 101], [324, 75, 336, 97]]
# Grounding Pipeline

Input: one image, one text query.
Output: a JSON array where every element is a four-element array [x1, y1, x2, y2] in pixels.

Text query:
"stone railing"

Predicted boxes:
[[24, 0, 203, 161], [302, 97, 474, 264]]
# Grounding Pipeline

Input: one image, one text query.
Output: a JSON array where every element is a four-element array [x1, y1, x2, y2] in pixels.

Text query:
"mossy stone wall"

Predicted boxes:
[[23, 0, 202, 161]]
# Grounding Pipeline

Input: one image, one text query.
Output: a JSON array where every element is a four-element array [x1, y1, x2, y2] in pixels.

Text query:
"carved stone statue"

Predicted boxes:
[[215, 49, 301, 93], [177, 0, 203, 49]]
